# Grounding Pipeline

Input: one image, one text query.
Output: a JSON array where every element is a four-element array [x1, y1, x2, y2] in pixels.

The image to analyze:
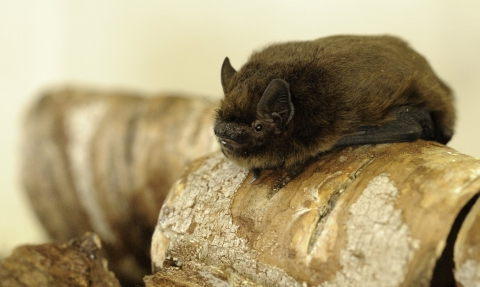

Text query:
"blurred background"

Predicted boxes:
[[1, 1, 479, 256]]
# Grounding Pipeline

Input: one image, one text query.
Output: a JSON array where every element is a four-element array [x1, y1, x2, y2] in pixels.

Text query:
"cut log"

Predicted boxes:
[[20, 87, 219, 285], [149, 141, 480, 287], [0, 232, 120, 287]]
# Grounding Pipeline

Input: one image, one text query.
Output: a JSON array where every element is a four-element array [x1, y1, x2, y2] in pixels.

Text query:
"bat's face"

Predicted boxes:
[[214, 109, 280, 160], [214, 58, 295, 169]]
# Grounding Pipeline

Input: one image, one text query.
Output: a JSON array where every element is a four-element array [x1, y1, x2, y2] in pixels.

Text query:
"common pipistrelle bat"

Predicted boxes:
[[214, 35, 455, 190]]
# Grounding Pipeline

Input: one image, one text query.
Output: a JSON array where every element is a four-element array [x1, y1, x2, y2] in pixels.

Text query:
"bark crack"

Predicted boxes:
[[307, 157, 375, 254]]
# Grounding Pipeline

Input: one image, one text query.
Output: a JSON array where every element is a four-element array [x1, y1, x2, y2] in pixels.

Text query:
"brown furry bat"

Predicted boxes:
[[214, 35, 455, 190]]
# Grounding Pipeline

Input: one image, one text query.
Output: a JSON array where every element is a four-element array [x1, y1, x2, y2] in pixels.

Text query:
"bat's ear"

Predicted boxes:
[[257, 79, 295, 129], [221, 57, 237, 94]]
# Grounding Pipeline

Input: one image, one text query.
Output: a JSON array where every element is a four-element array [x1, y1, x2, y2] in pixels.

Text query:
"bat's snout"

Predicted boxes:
[[214, 122, 250, 153], [214, 122, 246, 140]]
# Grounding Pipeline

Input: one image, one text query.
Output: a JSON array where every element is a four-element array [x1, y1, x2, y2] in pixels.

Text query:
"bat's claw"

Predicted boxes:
[[250, 168, 261, 183]]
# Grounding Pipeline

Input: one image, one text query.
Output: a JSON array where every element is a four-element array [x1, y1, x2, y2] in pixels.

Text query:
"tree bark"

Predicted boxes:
[[454, 194, 480, 287], [0, 232, 120, 287], [149, 141, 480, 287], [20, 87, 218, 285]]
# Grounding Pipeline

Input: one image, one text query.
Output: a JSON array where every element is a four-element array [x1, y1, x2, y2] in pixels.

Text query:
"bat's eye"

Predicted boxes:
[[254, 123, 263, 132]]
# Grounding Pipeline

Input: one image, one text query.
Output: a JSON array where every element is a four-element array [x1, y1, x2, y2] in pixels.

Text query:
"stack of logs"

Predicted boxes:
[[2, 87, 479, 286]]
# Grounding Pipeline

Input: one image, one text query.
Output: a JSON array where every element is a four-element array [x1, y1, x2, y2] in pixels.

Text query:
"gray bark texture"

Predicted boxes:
[[148, 142, 480, 287]]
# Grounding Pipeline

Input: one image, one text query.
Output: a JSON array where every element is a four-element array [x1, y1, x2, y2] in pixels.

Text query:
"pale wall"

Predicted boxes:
[[1, 0, 479, 255]]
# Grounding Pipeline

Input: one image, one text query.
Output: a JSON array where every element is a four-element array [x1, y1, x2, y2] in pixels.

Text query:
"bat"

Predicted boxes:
[[214, 35, 455, 191]]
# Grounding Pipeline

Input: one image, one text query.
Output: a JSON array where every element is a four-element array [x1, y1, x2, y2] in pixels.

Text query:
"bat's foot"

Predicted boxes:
[[398, 106, 435, 140], [250, 168, 262, 183], [267, 160, 311, 198]]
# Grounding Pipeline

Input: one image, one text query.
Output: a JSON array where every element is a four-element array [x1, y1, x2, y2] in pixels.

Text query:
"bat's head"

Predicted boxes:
[[214, 57, 295, 170]]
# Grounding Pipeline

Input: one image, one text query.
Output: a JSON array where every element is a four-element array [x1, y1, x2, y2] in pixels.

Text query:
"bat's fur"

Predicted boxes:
[[214, 35, 455, 175]]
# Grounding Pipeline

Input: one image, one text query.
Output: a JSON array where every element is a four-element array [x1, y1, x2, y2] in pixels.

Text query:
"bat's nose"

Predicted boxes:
[[213, 123, 227, 137], [214, 122, 245, 140]]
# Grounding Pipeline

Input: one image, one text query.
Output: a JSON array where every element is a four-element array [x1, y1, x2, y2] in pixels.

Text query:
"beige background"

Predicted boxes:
[[1, 1, 480, 256]]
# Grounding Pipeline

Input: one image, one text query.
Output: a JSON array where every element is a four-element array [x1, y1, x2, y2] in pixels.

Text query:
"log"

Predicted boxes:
[[20, 87, 219, 285], [148, 141, 480, 287], [454, 194, 480, 286], [0, 232, 120, 287]]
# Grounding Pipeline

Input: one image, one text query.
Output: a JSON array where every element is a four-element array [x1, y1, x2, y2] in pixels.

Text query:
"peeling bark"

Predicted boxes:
[[0, 233, 120, 287], [150, 142, 480, 286]]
